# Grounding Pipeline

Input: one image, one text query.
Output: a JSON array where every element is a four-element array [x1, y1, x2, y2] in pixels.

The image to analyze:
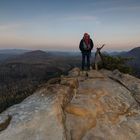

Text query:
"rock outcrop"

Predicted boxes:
[[0, 68, 140, 140]]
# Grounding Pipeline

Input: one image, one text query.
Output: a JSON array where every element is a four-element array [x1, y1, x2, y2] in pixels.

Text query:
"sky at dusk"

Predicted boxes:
[[0, 0, 140, 51]]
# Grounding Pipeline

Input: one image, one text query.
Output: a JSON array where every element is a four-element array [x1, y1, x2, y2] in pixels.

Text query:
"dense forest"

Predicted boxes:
[[0, 50, 81, 112]]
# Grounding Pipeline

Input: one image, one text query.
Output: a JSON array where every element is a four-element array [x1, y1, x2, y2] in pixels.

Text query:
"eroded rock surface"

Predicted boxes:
[[0, 68, 140, 140], [0, 82, 77, 140], [65, 69, 140, 140]]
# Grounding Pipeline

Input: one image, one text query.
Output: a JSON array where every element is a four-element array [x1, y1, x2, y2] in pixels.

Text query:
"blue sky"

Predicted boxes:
[[0, 0, 140, 51]]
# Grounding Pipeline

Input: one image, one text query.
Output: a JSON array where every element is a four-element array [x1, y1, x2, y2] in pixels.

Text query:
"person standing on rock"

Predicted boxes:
[[79, 33, 94, 70]]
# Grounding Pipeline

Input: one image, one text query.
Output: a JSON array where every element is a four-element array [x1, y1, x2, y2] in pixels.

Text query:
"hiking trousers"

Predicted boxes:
[[81, 53, 91, 70]]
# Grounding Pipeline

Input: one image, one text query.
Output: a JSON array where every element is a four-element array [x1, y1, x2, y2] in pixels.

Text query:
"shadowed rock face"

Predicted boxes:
[[0, 68, 140, 140]]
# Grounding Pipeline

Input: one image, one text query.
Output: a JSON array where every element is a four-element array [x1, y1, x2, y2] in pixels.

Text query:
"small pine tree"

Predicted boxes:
[[98, 54, 133, 74]]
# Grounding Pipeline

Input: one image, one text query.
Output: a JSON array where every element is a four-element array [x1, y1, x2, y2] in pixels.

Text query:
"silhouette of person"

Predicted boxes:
[[79, 33, 94, 70]]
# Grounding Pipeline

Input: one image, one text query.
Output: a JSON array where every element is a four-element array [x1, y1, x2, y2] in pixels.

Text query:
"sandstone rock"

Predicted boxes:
[[101, 69, 140, 103], [65, 75, 140, 140], [0, 84, 76, 140], [87, 70, 105, 79], [46, 77, 61, 85], [60, 77, 79, 89], [68, 67, 80, 77], [0, 68, 140, 140]]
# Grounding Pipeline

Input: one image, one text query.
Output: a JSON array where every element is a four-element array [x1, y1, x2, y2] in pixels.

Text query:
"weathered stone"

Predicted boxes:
[[87, 70, 105, 79], [60, 77, 79, 89], [101, 69, 140, 103], [65, 76, 140, 140], [68, 67, 80, 77], [0, 68, 140, 140], [0, 84, 76, 140], [46, 77, 61, 85]]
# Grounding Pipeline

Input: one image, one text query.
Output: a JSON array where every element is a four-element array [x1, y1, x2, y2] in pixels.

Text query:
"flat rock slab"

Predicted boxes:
[[65, 69, 140, 140]]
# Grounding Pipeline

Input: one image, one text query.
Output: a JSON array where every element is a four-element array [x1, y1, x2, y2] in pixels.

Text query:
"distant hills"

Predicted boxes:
[[0, 49, 29, 54], [4, 50, 50, 64], [115, 47, 140, 77], [0, 49, 81, 63], [0, 49, 30, 62], [0, 47, 139, 113], [127, 47, 140, 58], [0, 49, 81, 112]]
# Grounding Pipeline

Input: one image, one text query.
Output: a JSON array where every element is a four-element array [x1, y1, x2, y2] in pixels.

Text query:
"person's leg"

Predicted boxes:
[[87, 53, 91, 70], [82, 53, 86, 70]]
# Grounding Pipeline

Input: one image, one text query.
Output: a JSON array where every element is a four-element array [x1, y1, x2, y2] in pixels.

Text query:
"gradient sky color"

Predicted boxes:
[[0, 0, 140, 51]]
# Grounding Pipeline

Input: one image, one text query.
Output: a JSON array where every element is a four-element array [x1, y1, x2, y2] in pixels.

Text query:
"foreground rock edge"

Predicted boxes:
[[0, 67, 140, 140]]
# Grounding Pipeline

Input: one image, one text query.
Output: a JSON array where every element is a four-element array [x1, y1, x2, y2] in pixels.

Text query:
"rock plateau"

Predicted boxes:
[[0, 68, 140, 140]]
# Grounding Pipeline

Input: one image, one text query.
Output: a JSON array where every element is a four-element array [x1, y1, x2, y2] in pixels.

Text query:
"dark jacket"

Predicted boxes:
[[79, 39, 94, 54]]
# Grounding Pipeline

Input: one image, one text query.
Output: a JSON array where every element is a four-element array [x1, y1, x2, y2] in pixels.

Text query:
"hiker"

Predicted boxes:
[[79, 33, 94, 70]]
